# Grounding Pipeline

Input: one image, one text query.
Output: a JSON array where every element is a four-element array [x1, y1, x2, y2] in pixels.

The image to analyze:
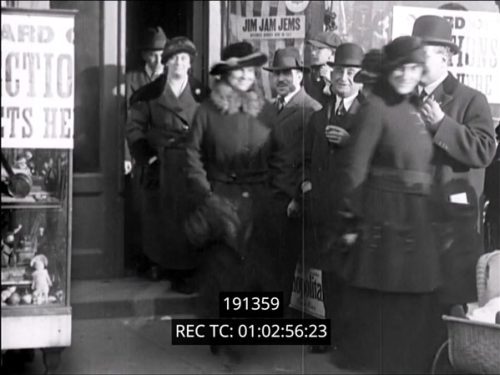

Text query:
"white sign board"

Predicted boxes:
[[237, 15, 306, 40], [392, 6, 500, 104], [289, 263, 326, 319], [1, 12, 75, 148]]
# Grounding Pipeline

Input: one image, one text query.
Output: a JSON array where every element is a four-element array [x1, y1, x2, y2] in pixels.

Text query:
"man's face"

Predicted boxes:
[[331, 66, 362, 98], [142, 50, 164, 77], [421, 45, 448, 86], [273, 69, 303, 97], [311, 47, 334, 65]]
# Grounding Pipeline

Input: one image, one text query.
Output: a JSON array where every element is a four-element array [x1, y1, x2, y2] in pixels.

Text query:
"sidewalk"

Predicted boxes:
[[4, 315, 368, 374]]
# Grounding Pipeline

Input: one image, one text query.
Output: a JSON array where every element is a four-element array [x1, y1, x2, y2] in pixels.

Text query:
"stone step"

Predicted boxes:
[[70, 277, 198, 320]]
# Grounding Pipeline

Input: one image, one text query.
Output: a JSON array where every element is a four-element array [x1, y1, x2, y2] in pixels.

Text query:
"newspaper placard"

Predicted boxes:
[[1, 12, 75, 148], [392, 6, 500, 104], [289, 263, 325, 319], [237, 15, 306, 40]]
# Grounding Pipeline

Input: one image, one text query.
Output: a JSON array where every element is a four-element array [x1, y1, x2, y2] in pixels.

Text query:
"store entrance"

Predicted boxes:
[[123, 1, 203, 275]]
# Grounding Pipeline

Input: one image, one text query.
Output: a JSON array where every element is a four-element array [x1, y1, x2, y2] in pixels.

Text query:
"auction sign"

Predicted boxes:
[[1, 9, 75, 148], [237, 15, 306, 40], [392, 6, 500, 104]]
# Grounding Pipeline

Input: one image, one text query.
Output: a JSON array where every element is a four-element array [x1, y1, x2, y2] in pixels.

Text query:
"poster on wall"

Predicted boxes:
[[392, 6, 500, 104], [237, 15, 306, 40], [1, 11, 75, 149]]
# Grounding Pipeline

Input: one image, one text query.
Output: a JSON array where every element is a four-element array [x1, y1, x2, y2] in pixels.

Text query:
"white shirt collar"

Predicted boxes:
[[335, 93, 358, 112], [420, 72, 448, 96], [145, 65, 162, 81], [276, 86, 301, 106]]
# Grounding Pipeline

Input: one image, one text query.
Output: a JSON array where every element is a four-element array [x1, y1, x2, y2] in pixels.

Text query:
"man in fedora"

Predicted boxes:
[[304, 31, 343, 104], [123, 26, 168, 277], [412, 15, 496, 309], [299, 42, 365, 353], [260, 46, 322, 309]]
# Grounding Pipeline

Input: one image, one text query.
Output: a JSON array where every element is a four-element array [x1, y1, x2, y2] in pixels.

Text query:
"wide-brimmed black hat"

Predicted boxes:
[[263, 47, 309, 72], [161, 36, 197, 63], [210, 42, 268, 76], [354, 49, 383, 84], [327, 43, 364, 67], [412, 15, 460, 55], [307, 31, 342, 49], [382, 36, 425, 72], [140, 27, 167, 51]]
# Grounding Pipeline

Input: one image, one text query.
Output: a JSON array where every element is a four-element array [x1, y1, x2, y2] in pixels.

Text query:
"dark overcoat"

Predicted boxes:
[[336, 85, 442, 293], [126, 74, 203, 270], [185, 80, 274, 315], [429, 73, 496, 304], [259, 88, 321, 299]]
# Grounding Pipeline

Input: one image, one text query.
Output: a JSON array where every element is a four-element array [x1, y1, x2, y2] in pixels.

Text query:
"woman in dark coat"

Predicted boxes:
[[126, 36, 207, 292], [334, 36, 445, 374], [185, 41, 271, 361]]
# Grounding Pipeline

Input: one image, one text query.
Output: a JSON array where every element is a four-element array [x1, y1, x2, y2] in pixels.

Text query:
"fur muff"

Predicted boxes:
[[184, 193, 241, 254], [209, 80, 265, 117]]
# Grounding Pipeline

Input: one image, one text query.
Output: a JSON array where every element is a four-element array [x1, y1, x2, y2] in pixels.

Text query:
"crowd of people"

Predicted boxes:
[[124, 13, 498, 374]]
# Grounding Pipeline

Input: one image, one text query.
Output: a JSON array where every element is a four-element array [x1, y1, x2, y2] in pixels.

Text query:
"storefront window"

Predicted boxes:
[[51, 1, 101, 172]]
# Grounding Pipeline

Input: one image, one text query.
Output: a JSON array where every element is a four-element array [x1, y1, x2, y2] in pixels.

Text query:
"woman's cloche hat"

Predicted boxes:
[[210, 41, 268, 76], [382, 36, 425, 72], [161, 36, 197, 64]]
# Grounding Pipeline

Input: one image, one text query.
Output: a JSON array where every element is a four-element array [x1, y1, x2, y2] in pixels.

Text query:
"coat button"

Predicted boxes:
[[242, 191, 250, 198]]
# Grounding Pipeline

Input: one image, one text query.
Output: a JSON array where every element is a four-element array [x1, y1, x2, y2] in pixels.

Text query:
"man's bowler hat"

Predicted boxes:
[[412, 15, 460, 54]]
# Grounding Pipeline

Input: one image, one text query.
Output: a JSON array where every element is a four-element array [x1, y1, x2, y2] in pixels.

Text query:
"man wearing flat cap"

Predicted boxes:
[[304, 31, 343, 104], [412, 15, 496, 309], [260, 47, 322, 306], [300, 42, 365, 351]]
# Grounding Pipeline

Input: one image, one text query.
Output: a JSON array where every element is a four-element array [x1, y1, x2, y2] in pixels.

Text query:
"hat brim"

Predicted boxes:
[[161, 45, 197, 63], [382, 53, 426, 73], [307, 39, 336, 49], [422, 38, 460, 55], [209, 52, 268, 75], [353, 70, 379, 83], [263, 65, 310, 73], [327, 61, 362, 68]]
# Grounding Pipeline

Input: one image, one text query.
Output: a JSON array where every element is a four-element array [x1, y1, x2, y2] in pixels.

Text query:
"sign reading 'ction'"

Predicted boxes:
[[1, 12, 75, 149]]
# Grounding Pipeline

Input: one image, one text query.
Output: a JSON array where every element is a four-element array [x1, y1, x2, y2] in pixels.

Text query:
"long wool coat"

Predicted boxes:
[[428, 73, 496, 304], [336, 84, 442, 293], [126, 75, 202, 270], [185, 80, 274, 316]]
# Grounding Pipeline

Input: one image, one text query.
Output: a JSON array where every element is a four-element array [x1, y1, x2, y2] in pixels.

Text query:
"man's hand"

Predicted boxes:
[[124, 160, 132, 175], [287, 199, 301, 218], [325, 125, 350, 146], [420, 96, 445, 131], [301, 181, 312, 194]]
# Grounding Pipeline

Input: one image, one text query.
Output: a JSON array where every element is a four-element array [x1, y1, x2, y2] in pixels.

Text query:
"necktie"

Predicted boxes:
[[419, 89, 428, 103], [336, 99, 346, 117], [276, 96, 285, 112]]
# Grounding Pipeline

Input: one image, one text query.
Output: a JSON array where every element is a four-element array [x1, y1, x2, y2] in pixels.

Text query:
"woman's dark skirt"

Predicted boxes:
[[338, 286, 447, 374]]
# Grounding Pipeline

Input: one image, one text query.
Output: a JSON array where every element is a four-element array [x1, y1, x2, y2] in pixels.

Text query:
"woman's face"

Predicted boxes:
[[166, 52, 191, 78], [226, 67, 256, 92], [388, 63, 423, 95]]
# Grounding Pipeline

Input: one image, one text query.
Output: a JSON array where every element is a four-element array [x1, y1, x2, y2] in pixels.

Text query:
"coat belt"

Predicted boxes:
[[208, 168, 269, 185], [147, 128, 189, 149], [367, 166, 434, 195]]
